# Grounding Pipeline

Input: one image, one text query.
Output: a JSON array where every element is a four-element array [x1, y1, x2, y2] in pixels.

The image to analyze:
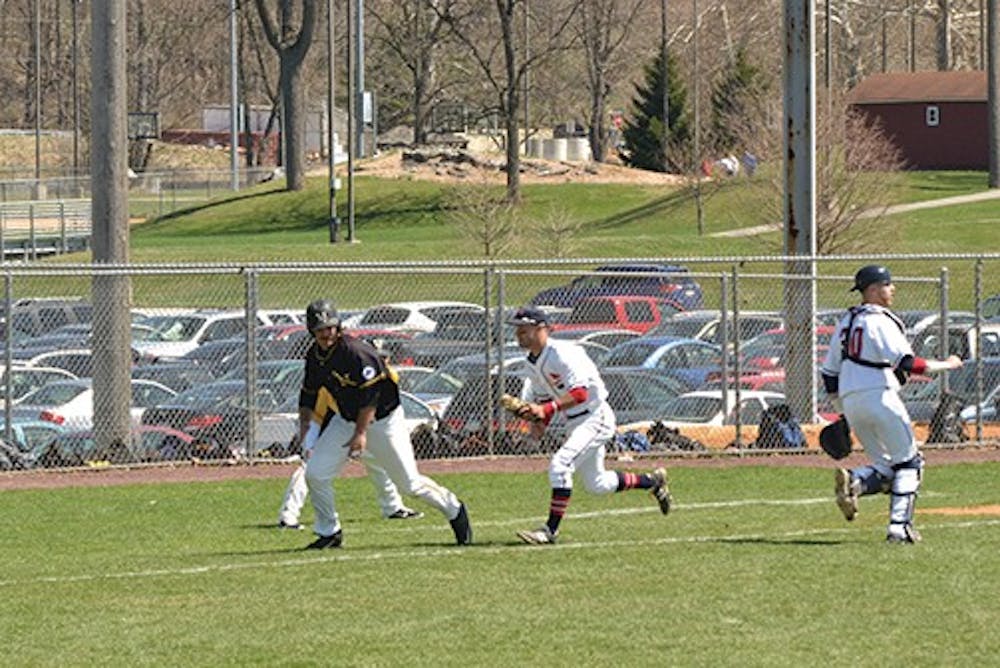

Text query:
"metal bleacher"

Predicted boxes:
[[0, 199, 92, 260]]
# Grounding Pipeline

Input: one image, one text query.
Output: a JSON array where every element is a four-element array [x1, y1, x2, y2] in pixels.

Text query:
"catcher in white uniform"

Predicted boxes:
[[507, 306, 672, 545], [821, 265, 962, 543]]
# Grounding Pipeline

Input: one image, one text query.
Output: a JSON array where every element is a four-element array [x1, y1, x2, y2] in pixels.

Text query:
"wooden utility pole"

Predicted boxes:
[[91, 0, 133, 458]]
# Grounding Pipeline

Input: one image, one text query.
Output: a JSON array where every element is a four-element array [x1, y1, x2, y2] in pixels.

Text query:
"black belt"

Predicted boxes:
[[566, 408, 591, 419]]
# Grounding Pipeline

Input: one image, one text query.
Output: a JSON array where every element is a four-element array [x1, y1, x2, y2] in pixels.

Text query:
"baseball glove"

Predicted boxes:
[[499, 393, 541, 422], [819, 415, 852, 460]]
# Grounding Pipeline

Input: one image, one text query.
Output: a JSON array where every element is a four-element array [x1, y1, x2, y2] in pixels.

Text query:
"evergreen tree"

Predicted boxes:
[[621, 50, 691, 173], [708, 46, 770, 156]]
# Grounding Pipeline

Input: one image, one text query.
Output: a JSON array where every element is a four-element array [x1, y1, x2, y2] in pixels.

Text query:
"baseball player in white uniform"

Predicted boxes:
[[506, 306, 672, 545], [277, 456, 423, 530], [821, 265, 962, 543]]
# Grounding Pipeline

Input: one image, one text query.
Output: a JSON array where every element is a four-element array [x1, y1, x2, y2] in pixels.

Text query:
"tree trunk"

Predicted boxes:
[[281, 60, 306, 190]]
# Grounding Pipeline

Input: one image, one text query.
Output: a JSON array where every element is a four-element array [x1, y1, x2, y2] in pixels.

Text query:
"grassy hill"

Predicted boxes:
[[120, 166, 994, 264]]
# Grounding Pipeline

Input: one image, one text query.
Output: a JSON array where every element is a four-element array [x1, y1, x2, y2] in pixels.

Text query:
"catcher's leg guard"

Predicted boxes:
[[888, 455, 923, 539]]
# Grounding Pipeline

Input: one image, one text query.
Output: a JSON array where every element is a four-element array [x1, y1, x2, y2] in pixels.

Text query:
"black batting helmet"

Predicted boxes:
[[306, 299, 340, 332]]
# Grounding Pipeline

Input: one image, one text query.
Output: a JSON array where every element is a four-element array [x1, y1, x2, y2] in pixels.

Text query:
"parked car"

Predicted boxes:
[[219, 359, 304, 400], [18, 348, 97, 378], [549, 327, 641, 349], [645, 310, 784, 349], [30, 425, 201, 468], [550, 295, 683, 334], [393, 366, 438, 393], [341, 301, 486, 334], [0, 364, 78, 403], [0, 418, 65, 469], [0, 298, 92, 338], [602, 368, 689, 425], [983, 294, 1000, 321], [131, 362, 218, 394], [409, 348, 529, 415], [256, 390, 440, 459], [910, 322, 1000, 360], [896, 310, 976, 339], [602, 336, 723, 389], [141, 379, 282, 453], [654, 390, 788, 428], [391, 309, 513, 369], [529, 263, 704, 310], [739, 326, 835, 371], [133, 310, 269, 360], [435, 368, 552, 458], [13, 378, 177, 431], [901, 357, 1000, 421]]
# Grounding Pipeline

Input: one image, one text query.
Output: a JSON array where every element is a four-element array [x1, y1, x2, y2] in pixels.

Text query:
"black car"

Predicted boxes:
[[141, 380, 282, 454], [393, 309, 514, 369]]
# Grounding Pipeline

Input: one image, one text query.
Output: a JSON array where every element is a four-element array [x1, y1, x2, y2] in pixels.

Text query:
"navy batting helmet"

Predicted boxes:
[[851, 265, 892, 292], [306, 299, 340, 331]]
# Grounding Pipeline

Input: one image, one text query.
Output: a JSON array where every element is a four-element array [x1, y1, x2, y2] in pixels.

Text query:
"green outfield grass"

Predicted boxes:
[[3, 462, 998, 666]]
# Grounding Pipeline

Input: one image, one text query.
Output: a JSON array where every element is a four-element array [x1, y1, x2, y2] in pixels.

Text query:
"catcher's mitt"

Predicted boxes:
[[819, 415, 852, 460], [499, 393, 541, 422]]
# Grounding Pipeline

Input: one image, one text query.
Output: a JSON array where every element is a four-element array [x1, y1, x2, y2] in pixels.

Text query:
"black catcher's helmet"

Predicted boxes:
[[306, 299, 340, 332]]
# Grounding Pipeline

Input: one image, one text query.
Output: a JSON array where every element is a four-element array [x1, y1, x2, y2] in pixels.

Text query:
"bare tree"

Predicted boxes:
[[742, 90, 906, 255], [576, 0, 645, 163], [440, 0, 580, 204], [528, 205, 584, 258], [253, 0, 318, 191], [444, 174, 518, 257], [368, 0, 457, 145]]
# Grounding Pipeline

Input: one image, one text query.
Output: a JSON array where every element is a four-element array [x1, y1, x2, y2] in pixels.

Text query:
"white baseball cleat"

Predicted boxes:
[[517, 526, 557, 545], [834, 468, 859, 521]]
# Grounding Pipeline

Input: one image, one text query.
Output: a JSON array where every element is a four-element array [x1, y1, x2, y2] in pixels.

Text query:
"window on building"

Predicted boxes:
[[926, 105, 940, 127]]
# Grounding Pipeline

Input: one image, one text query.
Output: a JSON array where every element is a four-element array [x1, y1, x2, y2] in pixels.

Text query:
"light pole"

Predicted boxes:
[[34, 0, 41, 194], [229, 0, 239, 191], [327, 0, 340, 242], [72, 0, 82, 181]]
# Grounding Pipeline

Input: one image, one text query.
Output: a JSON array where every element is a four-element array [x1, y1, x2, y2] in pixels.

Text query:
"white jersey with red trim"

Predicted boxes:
[[524, 338, 608, 415], [821, 303, 913, 397]]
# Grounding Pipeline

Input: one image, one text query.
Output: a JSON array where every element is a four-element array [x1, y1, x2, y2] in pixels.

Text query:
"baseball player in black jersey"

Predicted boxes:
[[299, 299, 472, 548]]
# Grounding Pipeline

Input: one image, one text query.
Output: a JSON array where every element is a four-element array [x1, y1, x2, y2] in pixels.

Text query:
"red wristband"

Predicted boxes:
[[542, 401, 558, 420]]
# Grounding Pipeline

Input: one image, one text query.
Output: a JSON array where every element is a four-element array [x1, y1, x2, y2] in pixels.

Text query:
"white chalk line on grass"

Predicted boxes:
[[1, 500, 995, 589]]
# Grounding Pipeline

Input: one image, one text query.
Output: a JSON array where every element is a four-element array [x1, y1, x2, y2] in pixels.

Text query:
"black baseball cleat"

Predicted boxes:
[[387, 508, 424, 520], [305, 530, 343, 549], [450, 503, 473, 546]]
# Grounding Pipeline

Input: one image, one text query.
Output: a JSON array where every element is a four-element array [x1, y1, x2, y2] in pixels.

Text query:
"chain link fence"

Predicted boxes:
[[1, 255, 998, 472]]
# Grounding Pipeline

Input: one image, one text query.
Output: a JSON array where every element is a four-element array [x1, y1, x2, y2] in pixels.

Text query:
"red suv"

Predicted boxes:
[[550, 296, 683, 334]]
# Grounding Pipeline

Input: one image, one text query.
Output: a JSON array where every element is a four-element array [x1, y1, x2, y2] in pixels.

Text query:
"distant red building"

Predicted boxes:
[[847, 70, 988, 170]]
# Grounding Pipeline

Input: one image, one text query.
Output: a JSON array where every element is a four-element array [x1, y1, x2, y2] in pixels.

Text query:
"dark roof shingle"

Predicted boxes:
[[847, 70, 987, 105]]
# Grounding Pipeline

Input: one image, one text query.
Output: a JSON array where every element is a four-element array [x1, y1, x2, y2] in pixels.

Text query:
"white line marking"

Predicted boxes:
[[1, 510, 995, 588]]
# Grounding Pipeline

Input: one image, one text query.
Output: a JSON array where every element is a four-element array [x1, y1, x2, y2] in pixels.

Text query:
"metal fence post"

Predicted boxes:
[[59, 200, 67, 253], [731, 267, 744, 451], [973, 259, 983, 441], [29, 203, 36, 260], [939, 267, 950, 394], [487, 266, 497, 457], [245, 269, 259, 458], [3, 273, 12, 444]]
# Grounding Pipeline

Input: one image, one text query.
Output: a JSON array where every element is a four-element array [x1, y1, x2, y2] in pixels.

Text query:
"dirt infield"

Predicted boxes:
[[2, 445, 998, 491]]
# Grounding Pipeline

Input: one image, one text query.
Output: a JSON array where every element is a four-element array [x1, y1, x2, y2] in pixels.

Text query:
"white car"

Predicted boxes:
[[256, 391, 439, 457], [1, 365, 78, 403], [132, 310, 270, 360], [13, 378, 177, 431], [654, 390, 788, 428], [341, 301, 485, 334]]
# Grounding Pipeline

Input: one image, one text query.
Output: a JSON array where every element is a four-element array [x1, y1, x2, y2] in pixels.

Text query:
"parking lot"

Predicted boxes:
[[1, 260, 998, 471]]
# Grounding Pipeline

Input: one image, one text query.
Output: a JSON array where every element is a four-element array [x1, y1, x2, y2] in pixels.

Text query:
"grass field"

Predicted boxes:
[[3, 461, 999, 666]]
